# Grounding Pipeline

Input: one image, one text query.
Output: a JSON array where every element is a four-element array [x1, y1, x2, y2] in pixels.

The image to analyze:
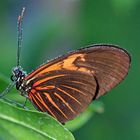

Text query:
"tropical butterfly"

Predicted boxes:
[[0, 8, 131, 123]]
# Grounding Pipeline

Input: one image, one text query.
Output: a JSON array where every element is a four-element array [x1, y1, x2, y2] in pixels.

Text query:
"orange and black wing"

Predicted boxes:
[[24, 44, 131, 123]]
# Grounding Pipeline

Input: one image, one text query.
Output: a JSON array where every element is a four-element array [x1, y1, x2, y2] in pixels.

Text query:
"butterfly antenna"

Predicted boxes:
[[17, 7, 26, 66]]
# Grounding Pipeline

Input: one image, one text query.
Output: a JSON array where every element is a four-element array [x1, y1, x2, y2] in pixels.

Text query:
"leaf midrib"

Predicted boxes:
[[0, 113, 56, 140]]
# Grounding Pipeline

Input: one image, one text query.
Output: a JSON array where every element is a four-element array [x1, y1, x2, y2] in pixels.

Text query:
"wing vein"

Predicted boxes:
[[57, 87, 82, 105], [43, 92, 68, 119], [61, 84, 86, 96], [54, 92, 75, 113], [36, 93, 57, 118]]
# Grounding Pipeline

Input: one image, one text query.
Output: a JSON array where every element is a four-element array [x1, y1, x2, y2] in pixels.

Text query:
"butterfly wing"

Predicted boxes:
[[24, 44, 131, 123], [28, 70, 98, 123]]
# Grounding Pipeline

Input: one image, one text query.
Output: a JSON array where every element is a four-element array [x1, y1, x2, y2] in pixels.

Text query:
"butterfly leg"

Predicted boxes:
[[0, 82, 15, 98], [22, 98, 29, 110], [2, 97, 28, 110]]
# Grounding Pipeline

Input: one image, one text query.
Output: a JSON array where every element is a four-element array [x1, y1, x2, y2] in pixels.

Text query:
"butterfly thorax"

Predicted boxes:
[[11, 66, 27, 94]]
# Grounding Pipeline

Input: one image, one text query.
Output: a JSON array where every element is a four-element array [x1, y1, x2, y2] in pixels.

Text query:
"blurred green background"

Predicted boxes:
[[0, 0, 139, 140]]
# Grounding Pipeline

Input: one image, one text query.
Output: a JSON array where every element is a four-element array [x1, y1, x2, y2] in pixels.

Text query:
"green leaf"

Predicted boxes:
[[0, 73, 10, 89], [0, 100, 75, 140], [65, 101, 104, 131], [0, 73, 17, 96]]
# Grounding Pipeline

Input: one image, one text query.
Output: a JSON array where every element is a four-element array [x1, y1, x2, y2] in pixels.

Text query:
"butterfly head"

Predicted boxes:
[[11, 66, 25, 80], [11, 66, 27, 83]]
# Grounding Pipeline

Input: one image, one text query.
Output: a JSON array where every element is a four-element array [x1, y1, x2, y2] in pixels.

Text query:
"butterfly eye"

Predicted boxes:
[[11, 75, 16, 81]]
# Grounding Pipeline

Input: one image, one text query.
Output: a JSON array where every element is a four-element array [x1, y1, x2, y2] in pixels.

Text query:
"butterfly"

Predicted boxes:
[[0, 8, 131, 123]]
